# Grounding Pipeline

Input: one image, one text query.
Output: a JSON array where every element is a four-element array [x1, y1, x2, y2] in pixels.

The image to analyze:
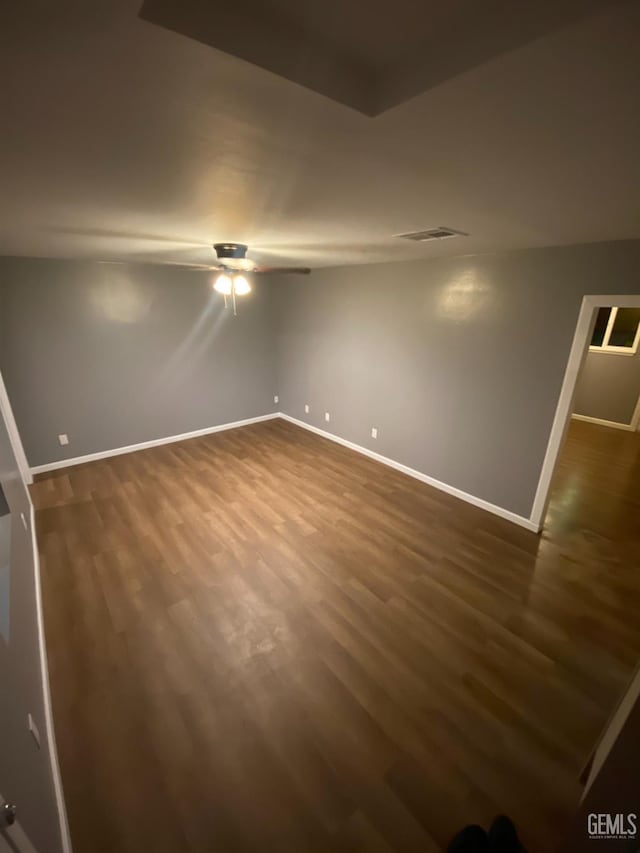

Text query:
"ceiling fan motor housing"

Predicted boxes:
[[213, 242, 248, 259]]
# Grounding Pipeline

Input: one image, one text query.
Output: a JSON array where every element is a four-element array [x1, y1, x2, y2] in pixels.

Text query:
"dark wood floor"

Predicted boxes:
[[33, 418, 640, 853]]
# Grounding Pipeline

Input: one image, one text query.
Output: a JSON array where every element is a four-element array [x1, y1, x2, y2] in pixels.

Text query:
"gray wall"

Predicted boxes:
[[573, 347, 640, 425], [2, 243, 640, 518], [0, 257, 276, 467], [274, 241, 640, 519]]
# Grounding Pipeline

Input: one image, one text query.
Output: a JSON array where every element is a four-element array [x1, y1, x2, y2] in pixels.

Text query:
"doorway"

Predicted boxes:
[[530, 294, 640, 531], [572, 304, 640, 432], [528, 296, 640, 847]]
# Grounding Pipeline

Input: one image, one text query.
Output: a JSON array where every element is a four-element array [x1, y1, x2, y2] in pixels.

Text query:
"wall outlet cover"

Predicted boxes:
[[58, 434, 69, 446], [325, 412, 330, 422], [274, 395, 279, 404], [371, 428, 378, 439], [304, 404, 309, 414]]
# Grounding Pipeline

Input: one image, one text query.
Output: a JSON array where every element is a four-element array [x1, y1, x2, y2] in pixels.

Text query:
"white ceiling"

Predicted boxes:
[[1, 0, 639, 269]]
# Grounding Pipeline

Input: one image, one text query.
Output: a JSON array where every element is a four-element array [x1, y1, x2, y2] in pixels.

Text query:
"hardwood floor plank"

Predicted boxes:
[[32, 417, 640, 851]]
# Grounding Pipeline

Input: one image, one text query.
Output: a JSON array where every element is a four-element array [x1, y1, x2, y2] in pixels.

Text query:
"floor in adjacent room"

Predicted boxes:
[[33, 418, 640, 852]]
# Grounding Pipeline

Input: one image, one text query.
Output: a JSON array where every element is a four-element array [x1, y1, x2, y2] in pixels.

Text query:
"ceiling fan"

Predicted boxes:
[[184, 243, 311, 315]]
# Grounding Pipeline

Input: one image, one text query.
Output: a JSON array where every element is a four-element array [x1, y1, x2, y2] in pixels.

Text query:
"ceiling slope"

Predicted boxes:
[[0, 0, 639, 267]]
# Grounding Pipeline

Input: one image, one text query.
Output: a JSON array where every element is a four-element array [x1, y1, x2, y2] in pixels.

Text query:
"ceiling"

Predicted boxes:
[[139, 0, 619, 114], [1, 0, 639, 270]]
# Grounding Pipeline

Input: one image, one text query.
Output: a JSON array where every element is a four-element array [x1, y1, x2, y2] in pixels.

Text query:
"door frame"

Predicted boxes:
[[631, 390, 640, 432], [529, 294, 640, 532], [0, 381, 71, 852], [0, 371, 32, 486]]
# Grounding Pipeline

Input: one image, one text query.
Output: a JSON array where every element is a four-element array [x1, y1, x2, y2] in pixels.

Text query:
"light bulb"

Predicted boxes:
[[213, 273, 232, 295], [233, 275, 251, 296]]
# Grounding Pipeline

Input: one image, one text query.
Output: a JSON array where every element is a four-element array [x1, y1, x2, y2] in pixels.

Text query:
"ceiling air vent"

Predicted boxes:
[[395, 227, 468, 242]]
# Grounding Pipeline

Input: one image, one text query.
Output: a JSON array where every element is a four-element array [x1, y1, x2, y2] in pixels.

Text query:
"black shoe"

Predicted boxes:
[[488, 815, 524, 852], [447, 824, 490, 852]]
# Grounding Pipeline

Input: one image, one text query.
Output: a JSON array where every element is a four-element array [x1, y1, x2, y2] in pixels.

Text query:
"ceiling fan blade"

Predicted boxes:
[[253, 266, 311, 275], [97, 260, 220, 270], [214, 257, 257, 271], [163, 263, 222, 270]]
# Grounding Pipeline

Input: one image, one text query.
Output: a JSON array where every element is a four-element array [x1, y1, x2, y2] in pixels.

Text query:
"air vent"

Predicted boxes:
[[395, 227, 468, 242]]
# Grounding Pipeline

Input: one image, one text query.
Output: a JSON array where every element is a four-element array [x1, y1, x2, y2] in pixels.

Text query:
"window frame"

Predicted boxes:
[[589, 306, 640, 356]]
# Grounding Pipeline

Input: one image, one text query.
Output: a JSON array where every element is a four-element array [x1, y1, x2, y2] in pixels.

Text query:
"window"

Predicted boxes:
[[589, 307, 640, 354]]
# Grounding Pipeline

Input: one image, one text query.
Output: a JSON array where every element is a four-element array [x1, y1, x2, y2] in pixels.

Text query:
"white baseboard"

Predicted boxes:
[[571, 413, 635, 431], [30, 503, 73, 853], [30, 410, 538, 532], [278, 414, 539, 532], [30, 413, 279, 475]]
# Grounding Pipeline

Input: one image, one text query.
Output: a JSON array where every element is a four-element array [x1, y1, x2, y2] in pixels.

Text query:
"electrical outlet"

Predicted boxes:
[[28, 713, 41, 749], [58, 434, 69, 446], [371, 427, 378, 439], [274, 395, 279, 404], [304, 404, 310, 414], [325, 412, 330, 422]]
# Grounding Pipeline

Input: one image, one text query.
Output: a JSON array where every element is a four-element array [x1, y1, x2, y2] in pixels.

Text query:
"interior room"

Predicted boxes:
[[572, 306, 640, 431], [1, 2, 640, 852]]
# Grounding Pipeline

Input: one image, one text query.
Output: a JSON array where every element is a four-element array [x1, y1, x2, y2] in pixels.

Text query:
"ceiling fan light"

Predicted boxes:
[[233, 275, 251, 296], [213, 273, 232, 295]]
